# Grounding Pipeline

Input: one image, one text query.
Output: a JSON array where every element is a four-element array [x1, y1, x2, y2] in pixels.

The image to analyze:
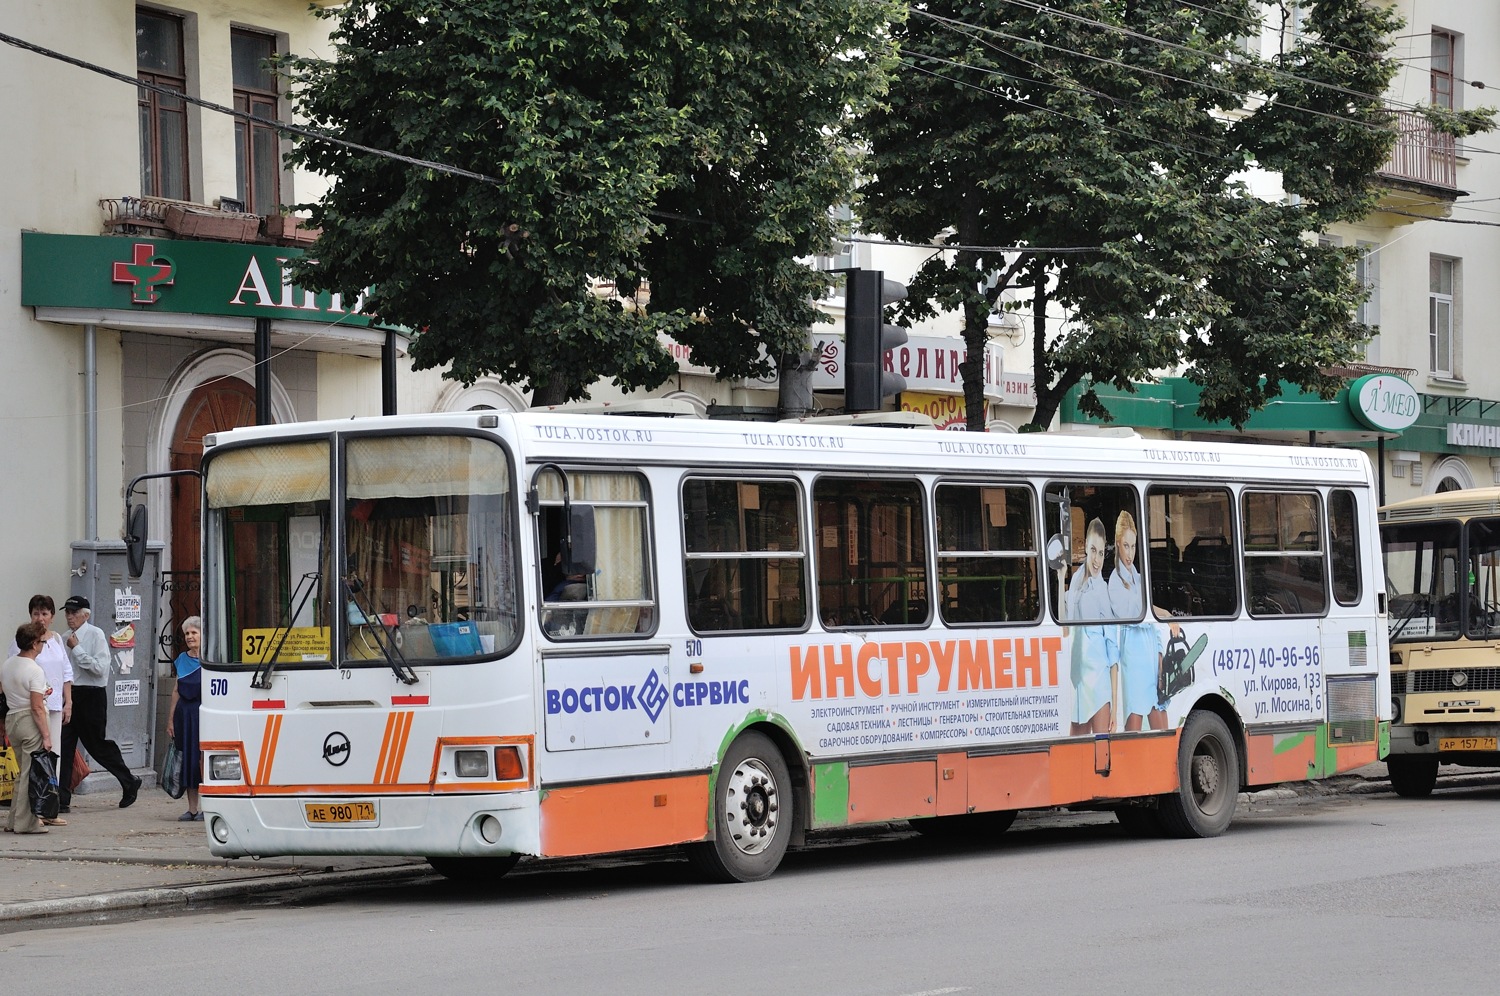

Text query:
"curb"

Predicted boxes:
[[0, 862, 432, 925]]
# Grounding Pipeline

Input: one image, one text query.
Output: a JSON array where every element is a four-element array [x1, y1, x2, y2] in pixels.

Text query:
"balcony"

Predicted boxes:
[[99, 196, 319, 247], [1371, 110, 1461, 223]]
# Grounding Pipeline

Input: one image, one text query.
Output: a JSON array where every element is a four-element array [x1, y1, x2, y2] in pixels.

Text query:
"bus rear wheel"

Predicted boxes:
[[686, 732, 793, 883], [426, 854, 520, 885], [910, 810, 1017, 838], [1157, 711, 1239, 838], [1387, 755, 1438, 798]]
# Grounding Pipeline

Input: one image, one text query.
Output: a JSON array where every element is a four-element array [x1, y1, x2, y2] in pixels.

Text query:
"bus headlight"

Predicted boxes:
[[455, 749, 489, 778], [208, 753, 243, 781]]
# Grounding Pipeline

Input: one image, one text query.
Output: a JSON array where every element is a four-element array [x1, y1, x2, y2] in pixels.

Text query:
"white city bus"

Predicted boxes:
[[186, 411, 1389, 882]]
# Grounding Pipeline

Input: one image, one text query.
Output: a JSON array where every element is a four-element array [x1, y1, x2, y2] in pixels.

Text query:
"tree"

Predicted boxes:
[[859, 0, 1492, 431], [285, 0, 898, 406]]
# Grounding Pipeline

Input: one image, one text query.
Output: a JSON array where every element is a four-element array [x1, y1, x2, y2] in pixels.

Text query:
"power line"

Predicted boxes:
[[0, 29, 509, 188], [910, 8, 1392, 140], [849, 235, 1100, 253]]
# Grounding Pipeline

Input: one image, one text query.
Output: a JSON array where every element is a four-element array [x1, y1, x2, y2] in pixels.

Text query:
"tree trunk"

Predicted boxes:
[[529, 381, 573, 409], [777, 342, 818, 420]]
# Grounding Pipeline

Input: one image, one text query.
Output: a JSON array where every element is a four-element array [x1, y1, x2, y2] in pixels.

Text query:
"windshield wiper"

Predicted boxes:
[[250, 572, 323, 690], [344, 575, 419, 685]]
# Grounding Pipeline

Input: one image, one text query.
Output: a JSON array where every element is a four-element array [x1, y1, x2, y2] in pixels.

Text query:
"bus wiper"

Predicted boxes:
[[251, 572, 323, 690], [1389, 592, 1429, 641], [344, 575, 420, 685]]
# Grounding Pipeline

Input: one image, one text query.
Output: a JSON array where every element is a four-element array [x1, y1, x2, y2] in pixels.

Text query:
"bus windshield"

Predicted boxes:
[[203, 433, 519, 665], [1381, 518, 1500, 642]]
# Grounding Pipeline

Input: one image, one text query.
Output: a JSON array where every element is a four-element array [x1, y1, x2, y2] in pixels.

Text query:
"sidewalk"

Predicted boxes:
[[0, 775, 427, 925]]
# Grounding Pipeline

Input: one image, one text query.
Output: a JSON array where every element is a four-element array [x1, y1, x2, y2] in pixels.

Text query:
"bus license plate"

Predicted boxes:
[[305, 801, 378, 825], [1438, 737, 1497, 752]]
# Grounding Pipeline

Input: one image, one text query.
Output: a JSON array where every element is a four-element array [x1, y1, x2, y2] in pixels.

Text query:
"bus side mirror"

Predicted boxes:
[[564, 506, 596, 576], [125, 503, 149, 579]]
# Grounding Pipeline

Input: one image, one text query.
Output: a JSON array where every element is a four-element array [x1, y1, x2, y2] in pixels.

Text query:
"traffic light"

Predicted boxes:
[[843, 268, 908, 412]]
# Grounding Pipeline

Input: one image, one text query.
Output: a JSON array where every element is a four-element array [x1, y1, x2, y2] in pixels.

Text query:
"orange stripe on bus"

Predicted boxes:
[[256, 715, 282, 785], [380, 712, 414, 784], [373, 711, 399, 783], [540, 774, 710, 857], [842, 734, 1182, 824]]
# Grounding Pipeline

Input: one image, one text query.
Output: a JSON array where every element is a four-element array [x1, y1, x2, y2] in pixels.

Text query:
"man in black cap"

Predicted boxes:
[[59, 596, 141, 811]]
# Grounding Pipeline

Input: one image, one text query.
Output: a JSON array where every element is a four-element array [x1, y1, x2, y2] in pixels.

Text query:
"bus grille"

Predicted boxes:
[[1405, 668, 1500, 693], [1327, 676, 1376, 744]]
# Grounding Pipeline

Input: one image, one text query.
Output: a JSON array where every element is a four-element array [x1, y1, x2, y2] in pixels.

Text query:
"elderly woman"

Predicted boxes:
[[167, 616, 204, 820], [3, 622, 56, 834], [7, 595, 71, 826]]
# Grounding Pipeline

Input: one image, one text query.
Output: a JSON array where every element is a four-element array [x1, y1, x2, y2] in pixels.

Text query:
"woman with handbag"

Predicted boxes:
[[166, 616, 203, 821], [2, 622, 55, 834], [6, 595, 72, 825]]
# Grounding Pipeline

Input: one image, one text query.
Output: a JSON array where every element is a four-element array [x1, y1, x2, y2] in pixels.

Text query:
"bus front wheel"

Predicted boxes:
[[686, 732, 793, 883], [1157, 711, 1240, 838], [1387, 755, 1438, 798]]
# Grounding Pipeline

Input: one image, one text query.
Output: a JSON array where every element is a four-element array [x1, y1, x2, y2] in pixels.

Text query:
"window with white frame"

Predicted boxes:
[[1429, 255, 1457, 378], [1355, 242, 1379, 327]]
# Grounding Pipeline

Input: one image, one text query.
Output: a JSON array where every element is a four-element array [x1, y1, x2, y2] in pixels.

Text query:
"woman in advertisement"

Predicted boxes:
[[1067, 517, 1118, 736], [1110, 510, 1167, 731]]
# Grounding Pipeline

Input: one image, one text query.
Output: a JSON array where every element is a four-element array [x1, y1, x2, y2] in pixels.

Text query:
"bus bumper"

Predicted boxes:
[[201, 791, 541, 859]]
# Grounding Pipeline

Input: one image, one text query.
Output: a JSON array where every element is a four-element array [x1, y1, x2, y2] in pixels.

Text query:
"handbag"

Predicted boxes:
[[0, 746, 19, 804], [70, 747, 92, 791], [160, 740, 185, 800], [28, 749, 60, 819]]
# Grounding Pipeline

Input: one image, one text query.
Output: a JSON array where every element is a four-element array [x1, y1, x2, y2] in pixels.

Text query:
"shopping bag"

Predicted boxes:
[[0, 746, 19, 804], [159, 740, 185, 800], [28, 749, 60, 819], [70, 747, 92, 791]]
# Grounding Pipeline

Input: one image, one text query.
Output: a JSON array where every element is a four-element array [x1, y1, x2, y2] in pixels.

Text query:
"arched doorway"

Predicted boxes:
[[167, 377, 258, 645], [1429, 455, 1476, 496]]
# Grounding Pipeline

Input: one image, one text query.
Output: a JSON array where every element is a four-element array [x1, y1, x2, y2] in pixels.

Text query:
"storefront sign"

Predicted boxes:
[[1446, 422, 1500, 449], [901, 391, 968, 429], [1349, 373, 1419, 433], [21, 232, 383, 328]]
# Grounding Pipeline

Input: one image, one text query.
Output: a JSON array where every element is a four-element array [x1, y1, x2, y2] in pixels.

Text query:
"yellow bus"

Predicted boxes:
[[1381, 488, 1500, 796]]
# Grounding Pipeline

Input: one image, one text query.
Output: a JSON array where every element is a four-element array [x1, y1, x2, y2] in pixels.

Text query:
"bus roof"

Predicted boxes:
[[1380, 487, 1500, 521], [207, 411, 1377, 487]]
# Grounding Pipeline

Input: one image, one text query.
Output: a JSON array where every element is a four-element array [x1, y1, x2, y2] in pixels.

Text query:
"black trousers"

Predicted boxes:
[[60, 685, 135, 805]]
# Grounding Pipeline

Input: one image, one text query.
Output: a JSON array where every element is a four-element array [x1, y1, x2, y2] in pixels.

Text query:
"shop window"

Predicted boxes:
[[137, 7, 190, 200]]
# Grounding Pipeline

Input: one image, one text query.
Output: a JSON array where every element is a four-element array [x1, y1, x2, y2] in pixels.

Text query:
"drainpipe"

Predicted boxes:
[[383, 329, 397, 416], [255, 318, 271, 424], [84, 324, 98, 541]]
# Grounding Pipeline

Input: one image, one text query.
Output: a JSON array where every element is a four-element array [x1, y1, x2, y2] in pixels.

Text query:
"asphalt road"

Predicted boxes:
[[6, 785, 1500, 995]]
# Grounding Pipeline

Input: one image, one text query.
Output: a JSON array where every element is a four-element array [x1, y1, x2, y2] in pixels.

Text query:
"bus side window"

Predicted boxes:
[[1329, 489, 1362, 606], [1243, 491, 1327, 617], [813, 477, 928, 629], [1147, 486, 1236, 618], [682, 478, 807, 633], [935, 483, 1039, 625], [536, 470, 655, 639]]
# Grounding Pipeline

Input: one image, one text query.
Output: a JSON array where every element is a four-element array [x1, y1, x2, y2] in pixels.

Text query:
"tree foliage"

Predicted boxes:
[[859, 0, 1494, 431], [285, 0, 898, 405]]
